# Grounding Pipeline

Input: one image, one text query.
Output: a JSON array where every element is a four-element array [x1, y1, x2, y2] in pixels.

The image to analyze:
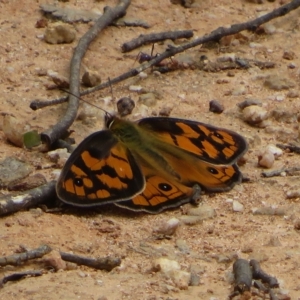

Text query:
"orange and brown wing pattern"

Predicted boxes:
[[56, 130, 145, 206], [115, 173, 195, 213], [137, 117, 247, 164]]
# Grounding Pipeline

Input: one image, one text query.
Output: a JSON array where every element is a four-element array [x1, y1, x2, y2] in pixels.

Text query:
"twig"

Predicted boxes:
[[233, 259, 252, 293], [276, 143, 300, 154], [0, 270, 43, 288], [0, 181, 56, 216], [121, 30, 194, 52], [261, 167, 300, 178], [30, 0, 300, 112], [59, 252, 121, 271], [250, 259, 279, 288], [0, 245, 52, 266], [40, 0, 131, 146]]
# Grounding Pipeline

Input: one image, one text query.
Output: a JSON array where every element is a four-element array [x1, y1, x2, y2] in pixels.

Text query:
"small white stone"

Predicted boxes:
[[232, 200, 244, 212], [258, 150, 275, 168], [138, 72, 147, 79], [265, 144, 283, 159], [129, 85, 143, 92], [243, 105, 269, 125]]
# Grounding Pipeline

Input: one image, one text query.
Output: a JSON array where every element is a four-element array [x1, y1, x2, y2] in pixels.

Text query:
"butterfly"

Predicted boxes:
[[56, 114, 248, 213]]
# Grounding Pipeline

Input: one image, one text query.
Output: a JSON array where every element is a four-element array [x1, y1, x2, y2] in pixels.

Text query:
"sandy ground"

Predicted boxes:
[[1, 0, 300, 299]]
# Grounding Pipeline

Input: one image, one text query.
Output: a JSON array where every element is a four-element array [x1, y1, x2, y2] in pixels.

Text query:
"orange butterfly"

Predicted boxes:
[[56, 115, 247, 213]]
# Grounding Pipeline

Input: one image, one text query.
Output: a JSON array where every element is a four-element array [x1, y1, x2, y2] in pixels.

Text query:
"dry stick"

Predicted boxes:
[[250, 259, 279, 288], [121, 30, 194, 52], [30, 0, 300, 112], [0, 270, 43, 288], [40, 0, 131, 146], [261, 166, 300, 178], [0, 181, 56, 216], [0, 245, 52, 266], [276, 143, 300, 154], [0, 245, 120, 276], [60, 252, 121, 271], [233, 259, 252, 293]]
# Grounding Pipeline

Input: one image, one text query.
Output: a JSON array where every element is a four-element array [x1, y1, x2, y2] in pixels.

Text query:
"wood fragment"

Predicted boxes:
[[121, 30, 194, 52], [261, 167, 300, 178], [0, 181, 57, 216], [0, 270, 43, 288], [0, 245, 52, 266], [250, 259, 279, 288], [60, 252, 121, 271], [233, 259, 252, 293], [276, 143, 300, 154]]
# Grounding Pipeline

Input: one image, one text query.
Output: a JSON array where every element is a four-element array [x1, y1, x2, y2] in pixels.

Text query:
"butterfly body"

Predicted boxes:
[[56, 115, 247, 213]]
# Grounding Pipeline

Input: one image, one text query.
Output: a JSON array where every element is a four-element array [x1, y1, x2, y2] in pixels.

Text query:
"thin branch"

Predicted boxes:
[[30, 0, 300, 112], [0, 181, 57, 216], [0, 245, 52, 266], [261, 167, 300, 178], [121, 30, 194, 52], [276, 143, 300, 154], [40, 0, 131, 146], [0, 270, 43, 288], [60, 252, 121, 271]]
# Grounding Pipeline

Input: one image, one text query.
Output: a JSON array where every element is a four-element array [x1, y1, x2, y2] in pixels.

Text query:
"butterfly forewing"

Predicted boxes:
[[137, 117, 247, 164], [56, 130, 145, 206]]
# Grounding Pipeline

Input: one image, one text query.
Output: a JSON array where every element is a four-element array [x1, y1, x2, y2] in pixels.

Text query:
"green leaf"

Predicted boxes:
[[23, 130, 41, 149]]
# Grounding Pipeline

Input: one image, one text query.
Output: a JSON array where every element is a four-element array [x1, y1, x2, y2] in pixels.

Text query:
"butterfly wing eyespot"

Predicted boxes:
[[137, 117, 248, 164], [56, 130, 145, 206], [115, 173, 197, 213]]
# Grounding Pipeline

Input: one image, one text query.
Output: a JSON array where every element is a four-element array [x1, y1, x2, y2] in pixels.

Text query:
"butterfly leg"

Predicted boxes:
[[189, 184, 202, 206]]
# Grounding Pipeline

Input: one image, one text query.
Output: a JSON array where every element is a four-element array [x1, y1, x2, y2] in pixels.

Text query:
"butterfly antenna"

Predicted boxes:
[[60, 88, 112, 117]]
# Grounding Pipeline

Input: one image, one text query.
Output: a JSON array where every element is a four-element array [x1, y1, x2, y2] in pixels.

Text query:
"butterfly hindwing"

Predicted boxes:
[[56, 130, 145, 206], [115, 171, 196, 213], [137, 117, 247, 164]]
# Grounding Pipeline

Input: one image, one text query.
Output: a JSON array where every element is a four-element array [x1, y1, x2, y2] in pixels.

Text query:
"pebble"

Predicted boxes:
[[8, 173, 47, 191], [187, 204, 216, 220], [178, 215, 203, 225], [129, 85, 143, 92], [286, 189, 300, 199], [117, 97, 135, 117], [0, 157, 33, 188], [3, 114, 29, 147], [159, 106, 172, 117], [44, 22, 76, 44], [237, 98, 262, 109], [282, 50, 296, 60], [138, 71, 147, 79], [209, 100, 224, 114], [174, 239, 190, 255], [271, 108, 297, 123], [264, 74, 295, 90], [42, 250, 67, 271], [82, 70, 101, 87], [153, 217, 180, 236], [263, 23, 276, 34], [258, 149, 275, 168], [152, 258, 191, 289], [287, 90, 299, 98], [138, 93, 157, 107], [232, 200, 244, 212], [243, 105, 269, 125], [265, 144, 283, 158], [48, 148, 70, 168]]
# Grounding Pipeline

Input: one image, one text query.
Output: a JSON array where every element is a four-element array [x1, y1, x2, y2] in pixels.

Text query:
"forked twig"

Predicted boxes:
[[40, 0, 131, 146]]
